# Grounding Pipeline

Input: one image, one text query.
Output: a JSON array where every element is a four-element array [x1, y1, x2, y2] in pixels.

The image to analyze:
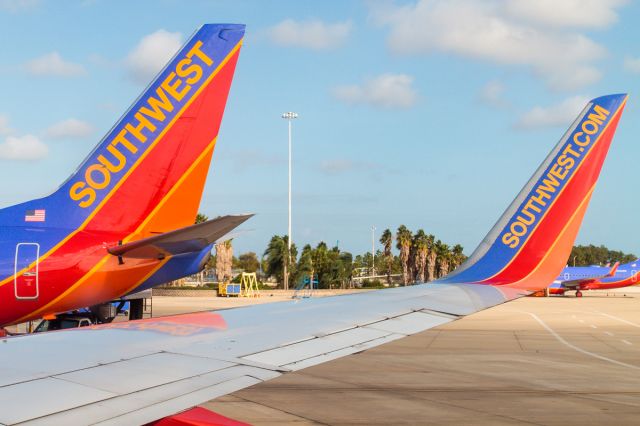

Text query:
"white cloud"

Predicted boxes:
[[479, 80, 508, 107], [371, 0, 620, 90], [24, 52, 86, 77], [505, 0, 627, 29], [126, 29, 183, 84], [0, 115, 13, 136], [320, 159, 358, 174], [226, 149, 284, 173], [0, 0, 40, 13], [44, 118, 93, 139], [87, 53, 110, 67], [332, 73, 418, 108], [318, 159, 373, 174], [0, 134, 48, 161], [267, 19, 351, 50], [515, 96, 589, 129], [623, 56, 640, 74]]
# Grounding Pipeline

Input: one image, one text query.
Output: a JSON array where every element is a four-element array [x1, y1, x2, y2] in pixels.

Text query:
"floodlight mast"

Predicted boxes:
[[372, 225, 376, 277], [281, 112, 298, 290]]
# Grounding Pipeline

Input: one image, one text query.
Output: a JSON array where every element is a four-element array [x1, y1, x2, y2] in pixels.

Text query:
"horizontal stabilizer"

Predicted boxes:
[[107, 214, 253, 259]]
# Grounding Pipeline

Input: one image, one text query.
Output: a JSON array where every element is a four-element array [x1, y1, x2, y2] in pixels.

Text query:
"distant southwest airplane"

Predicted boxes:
[[0, 24, 249, 328], [549, 260, 640, 296]]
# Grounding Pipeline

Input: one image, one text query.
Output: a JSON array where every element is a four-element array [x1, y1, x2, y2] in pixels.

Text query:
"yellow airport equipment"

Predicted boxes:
[[218, 273, 260, 297], [240, 272, 260, 297], [218, 281, 236, 297]]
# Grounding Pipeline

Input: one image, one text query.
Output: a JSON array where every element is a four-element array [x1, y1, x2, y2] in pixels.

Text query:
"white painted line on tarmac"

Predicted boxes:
[[594, 311, 640, 328], [605, 331, 614, 337], [524, 312, 640, 371], [622, 340, 633, 346], [590, 324, 598, 329]]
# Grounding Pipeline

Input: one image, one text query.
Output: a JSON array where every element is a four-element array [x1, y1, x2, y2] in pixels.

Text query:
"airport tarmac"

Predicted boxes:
[[150, 289, 368, 317], [181, 292, 640, 425], [151, 294, 292, 317]]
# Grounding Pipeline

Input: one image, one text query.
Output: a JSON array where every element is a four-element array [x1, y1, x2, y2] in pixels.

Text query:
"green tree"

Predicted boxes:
[[237, 252, 259, 273], [569, 244, 636, 266], [312, 242, 330, 287], [413, 230, 429, 283], [263, 235, 297, 287], [296, 244, 315, 288], [450, 244, 466, 271], [326, 246, 342, 288], [298, 244, 314, 273], [195, 212, 208, 224], [296, 243, 355, 289], [396, 225, 413, 285], [435, 240, 450, 278], [338, 251, 354, 288], [326, 246, 354, 289], [380, 229, 393, 285], [426, 234, 437, 282]]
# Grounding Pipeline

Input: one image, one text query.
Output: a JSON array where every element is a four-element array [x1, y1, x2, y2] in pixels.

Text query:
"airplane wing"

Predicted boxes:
[[107, 214, 253, 259], [0, 93, 628, 425], [0, 284, 523, 426], [560, 261, 619, 290]]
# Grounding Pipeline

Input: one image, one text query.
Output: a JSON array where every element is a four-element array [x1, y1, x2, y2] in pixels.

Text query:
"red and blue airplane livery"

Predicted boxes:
[[0, 24, 249, 328], [549, 260, 640, 296], [438, 94, 628, 291]]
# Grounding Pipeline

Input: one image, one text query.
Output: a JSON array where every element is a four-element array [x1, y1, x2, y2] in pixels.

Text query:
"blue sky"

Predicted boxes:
[[0, 0, 639, 258]]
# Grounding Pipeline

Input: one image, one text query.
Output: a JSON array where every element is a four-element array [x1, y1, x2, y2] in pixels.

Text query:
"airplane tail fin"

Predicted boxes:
[[1, 24, 244, 243], [441, 94, 628, 290]]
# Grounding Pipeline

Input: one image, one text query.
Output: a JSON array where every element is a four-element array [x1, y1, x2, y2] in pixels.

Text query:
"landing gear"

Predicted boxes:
[[576, 290, 583, 298]]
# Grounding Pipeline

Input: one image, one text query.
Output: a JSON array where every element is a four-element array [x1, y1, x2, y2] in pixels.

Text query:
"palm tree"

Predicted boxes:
[[215, 239, 233, 282], [312, 242, 329, 287], [195, 212, 208, 224], [426, 234, 437, 282], [396, 225, 412, 285], [297, 244, 314, 289], [413, 230, 429, 283], [338, 251, 354, 288], [263, 235, 297, 287], [451, 244, 466, 271], [408, 238, 417, 284], [298, 244, 314, 273], [379, 229, 393, 285], [435, 240, 450, 278]]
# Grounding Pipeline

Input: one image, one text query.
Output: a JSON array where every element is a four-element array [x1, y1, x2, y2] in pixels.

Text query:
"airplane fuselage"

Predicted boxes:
[[549, 263, 640, 295], [0, 225, 210, 327]]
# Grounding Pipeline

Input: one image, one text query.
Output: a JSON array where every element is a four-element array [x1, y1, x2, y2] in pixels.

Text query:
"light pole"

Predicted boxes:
[[371, 225, 376, 277], [282, 112, 298, 290]]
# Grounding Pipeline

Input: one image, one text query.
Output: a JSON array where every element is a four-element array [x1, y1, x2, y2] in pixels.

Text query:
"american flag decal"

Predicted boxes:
[[25, 209, 46, 222]]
